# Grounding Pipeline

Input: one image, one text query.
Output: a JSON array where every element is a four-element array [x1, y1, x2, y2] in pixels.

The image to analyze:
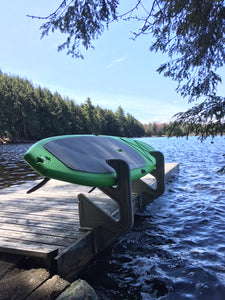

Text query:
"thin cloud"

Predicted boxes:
[[106, 56, 127, 69]]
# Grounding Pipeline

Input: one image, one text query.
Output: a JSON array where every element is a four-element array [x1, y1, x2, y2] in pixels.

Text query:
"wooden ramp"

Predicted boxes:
[[0, 163, 179, 279]]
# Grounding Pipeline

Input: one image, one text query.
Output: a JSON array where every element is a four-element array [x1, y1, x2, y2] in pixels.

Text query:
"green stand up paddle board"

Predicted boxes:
[[24, 135, 156, 187]]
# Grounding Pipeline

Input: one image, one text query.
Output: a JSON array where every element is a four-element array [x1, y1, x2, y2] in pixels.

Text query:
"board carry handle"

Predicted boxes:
[[27, 177, 51, 194], [78, 159, 134, 252]]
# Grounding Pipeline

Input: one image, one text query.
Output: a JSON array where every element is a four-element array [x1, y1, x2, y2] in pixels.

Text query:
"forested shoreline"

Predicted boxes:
[[0, 71, 184, 143]]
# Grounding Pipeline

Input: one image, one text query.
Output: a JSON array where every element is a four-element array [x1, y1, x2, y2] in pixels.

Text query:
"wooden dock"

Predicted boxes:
[[0, 163, 179, 280]]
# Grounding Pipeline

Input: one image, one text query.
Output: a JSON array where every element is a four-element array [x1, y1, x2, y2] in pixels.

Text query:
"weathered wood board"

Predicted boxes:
[[0, 163, 179, 278]]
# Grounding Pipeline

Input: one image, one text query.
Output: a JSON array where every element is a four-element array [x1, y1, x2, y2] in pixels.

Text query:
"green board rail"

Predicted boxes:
[[24, 135, 156, 187]]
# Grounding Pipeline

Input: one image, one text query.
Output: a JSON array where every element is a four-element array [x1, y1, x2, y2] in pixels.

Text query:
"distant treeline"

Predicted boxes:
[[0, 71, 187, 142], [0, 72, 147, 141], [143, 122, 189, 137]]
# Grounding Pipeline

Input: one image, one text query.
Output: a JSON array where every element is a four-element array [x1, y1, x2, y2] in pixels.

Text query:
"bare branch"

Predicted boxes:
[[27, 0, 72, 20]]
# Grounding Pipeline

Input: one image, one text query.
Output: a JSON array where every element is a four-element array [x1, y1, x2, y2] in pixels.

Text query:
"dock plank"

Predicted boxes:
[[0, 216, 78, 231], [0, 210, 79, 220], [0, 223, 79, 238], [0, 162, 179, 274], [0, 239, 59, 259], [0, 228, 77, 247]]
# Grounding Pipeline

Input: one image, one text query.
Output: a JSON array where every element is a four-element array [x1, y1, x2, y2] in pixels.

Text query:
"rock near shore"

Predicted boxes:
[[56, 279, 98, 300]]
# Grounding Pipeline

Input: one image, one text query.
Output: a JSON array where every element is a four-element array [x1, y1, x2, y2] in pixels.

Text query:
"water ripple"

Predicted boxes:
[[80, 136, 225, 299], [0, 143, 41, 189]]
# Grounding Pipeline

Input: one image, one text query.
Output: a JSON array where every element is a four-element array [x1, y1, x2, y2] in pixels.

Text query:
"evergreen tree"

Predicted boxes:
[[81, 98, 100, 134], [126, 113, 145, 137], [0, 74, 14, 138], [0, 72, 157, 140], [99, 108, 121, 136], [115, 106, 127, 136]]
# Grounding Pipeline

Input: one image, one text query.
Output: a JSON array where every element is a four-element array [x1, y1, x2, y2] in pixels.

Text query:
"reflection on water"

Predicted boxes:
[[0, 143, 40, 189], [1, 137, 225, 299]]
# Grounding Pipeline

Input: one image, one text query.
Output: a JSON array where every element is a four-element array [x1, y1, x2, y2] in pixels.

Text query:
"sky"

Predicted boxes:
[[1, 1, 223, 124]]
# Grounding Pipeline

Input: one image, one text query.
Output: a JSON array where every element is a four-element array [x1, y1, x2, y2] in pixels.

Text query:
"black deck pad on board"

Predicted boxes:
[[44, 136, 146, 174]]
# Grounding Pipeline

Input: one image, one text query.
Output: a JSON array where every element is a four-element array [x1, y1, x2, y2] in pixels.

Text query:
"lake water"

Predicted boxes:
[[0, 136, 225, 299], [0, 143, 41, 189]]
